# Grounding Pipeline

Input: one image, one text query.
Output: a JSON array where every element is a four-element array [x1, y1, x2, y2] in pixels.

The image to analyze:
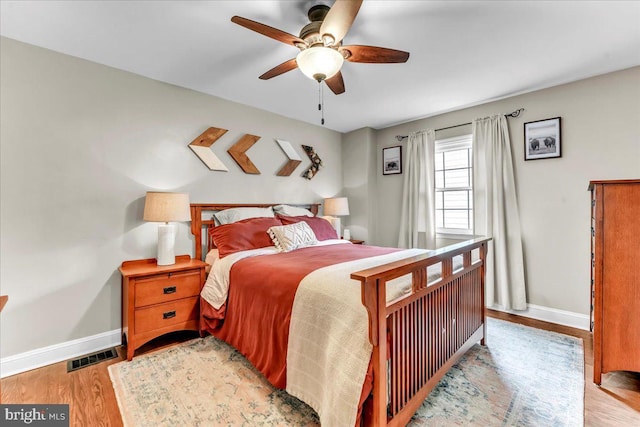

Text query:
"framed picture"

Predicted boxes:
[[524, 117, 561, 161], [383, 146, 402, 175]]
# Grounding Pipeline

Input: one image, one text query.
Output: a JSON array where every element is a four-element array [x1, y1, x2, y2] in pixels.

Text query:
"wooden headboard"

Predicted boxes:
[[190, 203, 321, 260]]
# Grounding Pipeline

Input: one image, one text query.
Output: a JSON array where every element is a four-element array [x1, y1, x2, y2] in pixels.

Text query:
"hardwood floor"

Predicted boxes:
[[2, 312, 639, 426], [0, 331, 198, 427]]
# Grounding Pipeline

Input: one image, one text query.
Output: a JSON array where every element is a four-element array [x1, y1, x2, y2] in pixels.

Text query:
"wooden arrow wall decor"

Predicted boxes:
[[275, 139, 302, 176], [188, 127, 229, 171], [301, 145, 323, 180], [228, 134, 261, 174], [190, 128, 319, 178]]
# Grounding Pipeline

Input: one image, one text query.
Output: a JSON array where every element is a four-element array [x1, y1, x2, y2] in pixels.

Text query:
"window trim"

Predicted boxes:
[[435, 134, 474, 236]]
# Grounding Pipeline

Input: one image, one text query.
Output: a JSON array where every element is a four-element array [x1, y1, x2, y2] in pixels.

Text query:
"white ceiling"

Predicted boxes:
[[2, 1, 639, 133]]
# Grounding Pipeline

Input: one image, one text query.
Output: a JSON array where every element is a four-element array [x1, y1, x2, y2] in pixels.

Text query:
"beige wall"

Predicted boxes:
[[341, 127, 377, 242], [0, 37, 343, 358], [372, 66, 640, 316], [2, 34, 638, 361]]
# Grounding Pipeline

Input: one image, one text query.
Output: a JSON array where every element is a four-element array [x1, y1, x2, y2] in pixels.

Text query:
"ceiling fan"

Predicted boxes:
[[231, 0, 410, 95]]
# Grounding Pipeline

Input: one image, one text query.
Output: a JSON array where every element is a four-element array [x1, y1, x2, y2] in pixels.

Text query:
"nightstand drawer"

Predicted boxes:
[[134, 297, 199, 334], [135, 270, 201, 307]]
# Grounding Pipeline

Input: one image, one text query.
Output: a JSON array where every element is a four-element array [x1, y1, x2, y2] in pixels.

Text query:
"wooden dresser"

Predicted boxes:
[[589, 179, 640, 384], [119, 255, 207, 360]]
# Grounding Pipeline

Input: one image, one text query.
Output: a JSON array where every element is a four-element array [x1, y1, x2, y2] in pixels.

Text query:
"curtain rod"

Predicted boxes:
[[395, 108, 525, 142]]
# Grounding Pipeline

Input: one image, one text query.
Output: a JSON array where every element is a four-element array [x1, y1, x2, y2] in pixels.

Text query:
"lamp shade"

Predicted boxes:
[[143, 192, 191, 223], [296, 47, 344, 82], [324, 197, 350, 216]]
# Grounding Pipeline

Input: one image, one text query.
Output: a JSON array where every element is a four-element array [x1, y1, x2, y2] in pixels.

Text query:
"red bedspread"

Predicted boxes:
[[200, 243, 398, 389]]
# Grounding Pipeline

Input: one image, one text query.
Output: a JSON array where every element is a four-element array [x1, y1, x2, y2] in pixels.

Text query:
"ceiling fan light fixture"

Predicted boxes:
[[296, 47, 344, 82]]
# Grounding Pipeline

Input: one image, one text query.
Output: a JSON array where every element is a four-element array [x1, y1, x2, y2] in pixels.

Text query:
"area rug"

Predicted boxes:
[[108, 318, 584, 426]]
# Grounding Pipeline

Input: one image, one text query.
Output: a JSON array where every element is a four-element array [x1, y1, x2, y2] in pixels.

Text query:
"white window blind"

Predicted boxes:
[[435, 134, 473, 235]]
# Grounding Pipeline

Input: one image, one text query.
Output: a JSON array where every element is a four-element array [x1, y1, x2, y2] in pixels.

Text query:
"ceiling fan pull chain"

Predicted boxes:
[[318, 82, 325, 126]]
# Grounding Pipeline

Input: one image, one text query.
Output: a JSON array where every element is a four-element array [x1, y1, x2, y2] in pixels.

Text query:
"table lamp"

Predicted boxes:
[[323, 197, 349, 238], [143, 192, 191, 265]]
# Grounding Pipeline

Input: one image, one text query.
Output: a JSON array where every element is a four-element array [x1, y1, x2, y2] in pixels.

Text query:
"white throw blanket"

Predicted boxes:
[[286, 249, 426, 427]]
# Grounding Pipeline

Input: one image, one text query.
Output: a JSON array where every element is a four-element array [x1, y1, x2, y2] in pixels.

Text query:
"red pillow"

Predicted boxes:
[[277, 215, 338, 240], [210, 217, 282, 258]]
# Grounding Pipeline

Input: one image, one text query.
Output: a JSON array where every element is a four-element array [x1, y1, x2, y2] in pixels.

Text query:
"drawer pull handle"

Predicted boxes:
[[163, 286, 177, 294], [163, 311, 176, 320]]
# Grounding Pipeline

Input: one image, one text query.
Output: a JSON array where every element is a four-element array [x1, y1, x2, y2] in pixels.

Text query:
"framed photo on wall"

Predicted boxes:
[[383, 145, 402, 175], [524, 117, 561, 161]]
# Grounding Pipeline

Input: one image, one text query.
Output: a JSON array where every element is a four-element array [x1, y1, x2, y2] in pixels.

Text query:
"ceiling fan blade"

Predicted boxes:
[[320, 0, 363, 46], [341, 45, 410, 63], [259, 58, 298, 80], [325, 71, 345, 95], [231, 16, 306, 47]]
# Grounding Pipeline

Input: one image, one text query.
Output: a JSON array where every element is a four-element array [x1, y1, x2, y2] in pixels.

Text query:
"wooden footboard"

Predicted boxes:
[[190, 203, 489, 426], [351, 237, 490, 426]]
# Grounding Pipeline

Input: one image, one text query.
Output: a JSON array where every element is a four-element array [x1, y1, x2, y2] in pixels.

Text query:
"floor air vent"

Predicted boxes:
[[67, 347, 119, 372]]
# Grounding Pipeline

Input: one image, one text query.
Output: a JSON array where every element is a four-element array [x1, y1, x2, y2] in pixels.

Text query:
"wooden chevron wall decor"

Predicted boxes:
[[301, 145, 323, 180], [228, 134, 261, 174], [188, 127, 229, 171], [275, 139, 302, 176]]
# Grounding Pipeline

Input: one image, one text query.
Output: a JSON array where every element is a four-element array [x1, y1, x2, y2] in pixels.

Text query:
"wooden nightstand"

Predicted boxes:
[[119, 255, 207, 360], [349, 239, 365, 245]]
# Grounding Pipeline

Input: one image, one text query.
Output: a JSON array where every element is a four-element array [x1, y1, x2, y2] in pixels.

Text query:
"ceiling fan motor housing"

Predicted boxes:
[[308, 4, 330, 22], [300, 5, 331, 47], [299, 21, 322, 46]]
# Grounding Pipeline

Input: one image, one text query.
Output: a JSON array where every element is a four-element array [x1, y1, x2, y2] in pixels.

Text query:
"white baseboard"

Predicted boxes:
[[1, 329, 121, 379], [490, 303, 591, 331]]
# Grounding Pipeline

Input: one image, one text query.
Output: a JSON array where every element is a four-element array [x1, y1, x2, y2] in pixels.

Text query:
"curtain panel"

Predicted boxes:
[[398, 130, 436, 249], [472, 115, 527, 310]]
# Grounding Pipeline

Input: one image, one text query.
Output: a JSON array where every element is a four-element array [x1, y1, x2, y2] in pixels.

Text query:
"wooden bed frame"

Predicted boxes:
[[190, 203, 490, 426]]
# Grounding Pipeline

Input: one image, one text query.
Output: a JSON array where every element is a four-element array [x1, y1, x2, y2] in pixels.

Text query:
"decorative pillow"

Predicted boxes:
[[277, 215, 338, 241], [210, 217, 282, 258], [268, 222, 318, 252], [213, 207, 275, 225], [273, 204, 314, 217]]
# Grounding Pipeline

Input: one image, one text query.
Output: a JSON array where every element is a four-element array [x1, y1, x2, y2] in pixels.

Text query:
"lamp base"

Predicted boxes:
[[324, 216, 341, 238], [157, 223, 176, 266]]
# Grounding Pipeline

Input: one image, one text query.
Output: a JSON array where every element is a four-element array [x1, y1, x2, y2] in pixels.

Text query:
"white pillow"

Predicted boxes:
[[273, 204, 314, 217], [205, 249, 220, 267], [268, 222, 318, 252], [213, 207, 275, 225]]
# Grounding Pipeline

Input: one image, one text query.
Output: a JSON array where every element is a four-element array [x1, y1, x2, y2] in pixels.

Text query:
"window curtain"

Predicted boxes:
[[398, 130, 436, 249], [472, 115, 527, 310]]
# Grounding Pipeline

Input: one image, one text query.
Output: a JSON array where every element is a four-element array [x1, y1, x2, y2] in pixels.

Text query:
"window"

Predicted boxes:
[[435, 135, 473, 235]]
